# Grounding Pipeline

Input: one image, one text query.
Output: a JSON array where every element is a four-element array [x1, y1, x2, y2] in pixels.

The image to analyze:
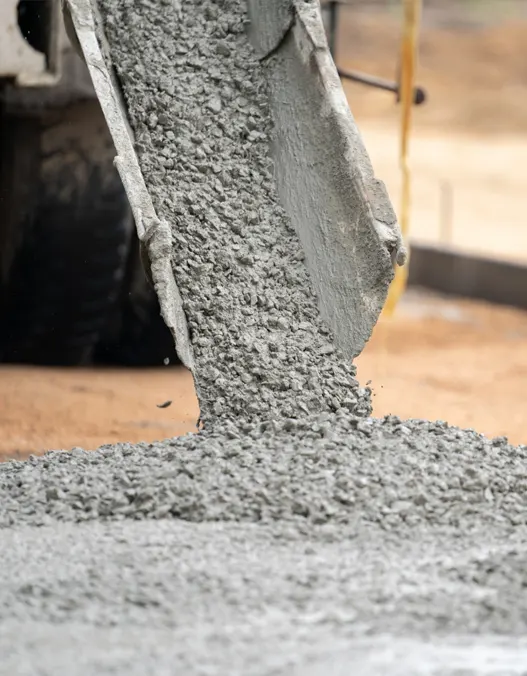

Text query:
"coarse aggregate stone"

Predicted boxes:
[[1, 414, 526, 530]]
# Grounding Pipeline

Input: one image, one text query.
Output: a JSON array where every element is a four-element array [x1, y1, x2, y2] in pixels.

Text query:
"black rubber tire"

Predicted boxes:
[[0, 101, 133, 366], [94, 233, 179, 368]]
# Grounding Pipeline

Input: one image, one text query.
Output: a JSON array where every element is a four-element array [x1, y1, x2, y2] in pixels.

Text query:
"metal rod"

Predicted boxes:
[[327, 0, 339, 57], [337, 67, 426, 105]]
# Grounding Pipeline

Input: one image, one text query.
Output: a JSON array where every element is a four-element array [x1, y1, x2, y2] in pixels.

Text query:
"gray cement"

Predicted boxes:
[[2, 0, 527, 673], [3, 413, 527, 673]]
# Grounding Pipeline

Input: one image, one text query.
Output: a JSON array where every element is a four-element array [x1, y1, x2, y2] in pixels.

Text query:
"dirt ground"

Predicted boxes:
[[357, 290, 527, 446], [0, 365, 198, 460], [2, 290, 527, 459], [2, 10, 527, 459], [338, 11, 527, 135]]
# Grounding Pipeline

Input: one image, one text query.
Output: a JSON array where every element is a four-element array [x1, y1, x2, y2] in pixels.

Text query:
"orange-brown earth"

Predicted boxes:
[[2, 290, 527, 460]]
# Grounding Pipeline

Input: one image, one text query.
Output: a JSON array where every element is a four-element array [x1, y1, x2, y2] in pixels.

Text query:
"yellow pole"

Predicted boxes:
[[383, 0, 422, 318]]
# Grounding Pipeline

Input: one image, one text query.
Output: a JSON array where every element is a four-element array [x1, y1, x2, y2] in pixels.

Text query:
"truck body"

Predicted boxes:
[[0, 0, 175, 367]]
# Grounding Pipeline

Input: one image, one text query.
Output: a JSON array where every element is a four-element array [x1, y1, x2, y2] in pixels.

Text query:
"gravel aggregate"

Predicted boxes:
[[1, 414, 526, 531]]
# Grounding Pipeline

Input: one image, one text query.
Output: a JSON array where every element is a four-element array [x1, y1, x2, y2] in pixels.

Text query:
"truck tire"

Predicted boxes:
[[0, 101, 132, 366], [94, 233, 179, 368]]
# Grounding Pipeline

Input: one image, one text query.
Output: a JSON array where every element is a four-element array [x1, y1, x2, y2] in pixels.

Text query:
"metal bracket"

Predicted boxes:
[[322, 0, 426, 106]]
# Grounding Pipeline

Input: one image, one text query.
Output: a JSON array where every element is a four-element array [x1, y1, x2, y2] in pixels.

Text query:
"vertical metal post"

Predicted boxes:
[[383, 0, 422, 318], [327, 0, 339, 59]]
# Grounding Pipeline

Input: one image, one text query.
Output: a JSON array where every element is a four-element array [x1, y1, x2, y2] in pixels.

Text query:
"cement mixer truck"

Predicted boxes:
[[0, 0, 176, 366]]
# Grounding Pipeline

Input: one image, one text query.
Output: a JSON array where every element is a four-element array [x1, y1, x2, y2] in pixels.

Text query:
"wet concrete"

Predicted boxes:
[[2, 521, 527, 675]]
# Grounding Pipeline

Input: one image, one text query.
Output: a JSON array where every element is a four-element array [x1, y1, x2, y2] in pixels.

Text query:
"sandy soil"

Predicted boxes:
[[357, 290, 527, 445], [2, 290, 526, 460], [337, 12, 527, 135], [360, 124, 527, 263], [0, 366, 198, 460]]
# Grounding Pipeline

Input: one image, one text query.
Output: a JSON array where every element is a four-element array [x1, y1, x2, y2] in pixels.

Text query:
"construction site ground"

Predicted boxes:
[[2, 9, 527, 674], [2, 289, 527, 461], [1, 13, 526, 459]]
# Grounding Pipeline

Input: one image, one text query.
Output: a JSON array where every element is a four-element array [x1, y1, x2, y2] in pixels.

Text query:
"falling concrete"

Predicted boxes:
[[66, 0, 405, 426]]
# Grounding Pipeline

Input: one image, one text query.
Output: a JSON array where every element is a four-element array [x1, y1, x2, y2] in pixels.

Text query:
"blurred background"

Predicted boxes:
[[333, 0, 527, 446], [1, 0, 527, 457], [334, 0, 527, 259]]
